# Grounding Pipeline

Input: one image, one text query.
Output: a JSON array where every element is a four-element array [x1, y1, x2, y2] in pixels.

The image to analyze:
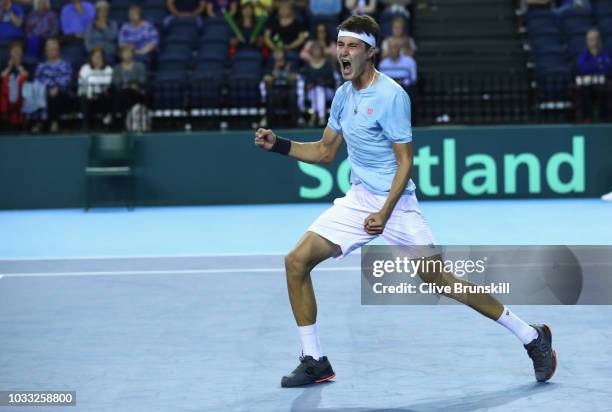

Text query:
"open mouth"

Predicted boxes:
[[341, 60, 352, 75]]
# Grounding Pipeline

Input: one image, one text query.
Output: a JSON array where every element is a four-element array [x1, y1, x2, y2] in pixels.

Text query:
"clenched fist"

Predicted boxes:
[[364, 212, 389, 235], [254, 128, 277, 151]]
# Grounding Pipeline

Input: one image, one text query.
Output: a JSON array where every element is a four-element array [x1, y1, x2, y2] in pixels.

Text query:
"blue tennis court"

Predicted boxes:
[[1, 199, 611, 411]]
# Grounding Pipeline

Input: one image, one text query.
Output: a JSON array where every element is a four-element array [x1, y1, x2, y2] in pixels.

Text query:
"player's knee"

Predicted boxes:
[[284, 250, 309, 278], [417, 270, 446, 286]]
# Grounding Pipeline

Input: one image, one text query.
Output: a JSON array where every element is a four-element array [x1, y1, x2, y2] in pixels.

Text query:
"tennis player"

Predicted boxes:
[[254, 15, 557, 387]]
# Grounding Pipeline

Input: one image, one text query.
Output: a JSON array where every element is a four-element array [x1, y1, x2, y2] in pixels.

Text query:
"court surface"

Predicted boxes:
[[1, 199, 612, 411]]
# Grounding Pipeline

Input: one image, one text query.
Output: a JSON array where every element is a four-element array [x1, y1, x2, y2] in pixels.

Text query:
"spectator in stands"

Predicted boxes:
[[25, 0, 58, 58], [34, 37, 74, 132], [260, 48, 298, 126], [574, 28, 612, 121], [118, 5, 159, 65], [577, 29, 611, 75], [206, 0, 237, 17], [84, 1, 117, 62], [300, 23, 336, 66], [309, 0, 342, 17], [241, 0, 272, 17], [380, 0, 412, 18], [79, 46, 112, 129], [264, 1, 308, 57], [379, 38, 416, 86], [302, 42, 334, 126], [381, 15, 415, 58], [229, 2, 264, 51], [1, 41, 27, 130], [61, 0, 95, 39], [111, 44, 146, 128], [345, 0, 377, 16], [0, 0, 25, 40], [164, 0, 206, 28], [263, 48, 297, 90]]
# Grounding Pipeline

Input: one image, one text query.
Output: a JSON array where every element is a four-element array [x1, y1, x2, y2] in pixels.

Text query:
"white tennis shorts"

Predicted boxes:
[[308, 184, 436, 258]]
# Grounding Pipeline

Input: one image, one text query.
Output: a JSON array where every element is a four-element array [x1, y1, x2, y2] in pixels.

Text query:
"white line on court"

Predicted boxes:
[[0, 267, 362, 278], [0, 252, 289, 261], [3, 246, 611, 262]]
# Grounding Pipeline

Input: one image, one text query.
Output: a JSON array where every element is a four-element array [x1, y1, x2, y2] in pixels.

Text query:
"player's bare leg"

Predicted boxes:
[[281, 231, 340, 387], [284, 231, 341, 326], [417, 254, 504, 319], [418, 254, 557, 381]]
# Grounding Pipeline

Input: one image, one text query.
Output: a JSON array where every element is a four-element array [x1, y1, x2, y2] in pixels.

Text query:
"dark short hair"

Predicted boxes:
[[337, 15, 380, 47], [89, 46, 107, 68]]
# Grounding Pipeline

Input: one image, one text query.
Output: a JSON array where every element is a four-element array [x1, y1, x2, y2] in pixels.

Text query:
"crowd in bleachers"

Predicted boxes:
[[523, 0, 612, 121], [1, 0, 418, 132]]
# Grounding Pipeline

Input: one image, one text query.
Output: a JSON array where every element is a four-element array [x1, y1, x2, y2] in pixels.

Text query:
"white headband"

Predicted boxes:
[[337, 30, 376, 48]]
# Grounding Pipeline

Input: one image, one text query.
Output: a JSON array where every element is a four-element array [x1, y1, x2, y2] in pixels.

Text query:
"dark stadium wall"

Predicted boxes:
[[1, 124, 611, 209]]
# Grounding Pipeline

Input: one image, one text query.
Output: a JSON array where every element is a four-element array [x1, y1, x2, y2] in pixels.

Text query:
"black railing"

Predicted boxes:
[[2, 72, 610, 134]]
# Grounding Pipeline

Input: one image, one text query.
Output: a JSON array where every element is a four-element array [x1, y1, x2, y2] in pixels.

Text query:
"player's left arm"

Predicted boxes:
[[364, 144, 413, 235]]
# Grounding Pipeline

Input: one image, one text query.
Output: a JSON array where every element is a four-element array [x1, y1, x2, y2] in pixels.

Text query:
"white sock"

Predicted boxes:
[[298, 323, 323, 360], [496, 306, 538, 345]]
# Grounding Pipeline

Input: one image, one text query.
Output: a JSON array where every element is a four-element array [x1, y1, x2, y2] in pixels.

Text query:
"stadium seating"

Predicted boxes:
[[594, 0, 612, 16], [536, 66, 572, 101], [158, 43, 193, 71], [529, 33, 564, 51], [202, 17, 233, 38], [111, 0, 139, 7], [50, 0, 65, 10], [560, 8, 592, 36], [109, 6, 129, 25], [3, 0, 609, 132], [0, 40, 10, 66], [566, 34, 588, 57], [164, 25, 199, 45], [197, 45, 227, 63], [534, 47, 567, 69], [191, 61, 225, 109], [228, 49, 262, 108], [142, 8, 166, 26], [599, 16, 612, 34], [61, 42, 86, 69], [155, 70, 187, 110], [141, 0, 165, 7]]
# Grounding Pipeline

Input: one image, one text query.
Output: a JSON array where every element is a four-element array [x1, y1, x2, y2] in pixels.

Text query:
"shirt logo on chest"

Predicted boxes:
[[367, 108, 374, 115]]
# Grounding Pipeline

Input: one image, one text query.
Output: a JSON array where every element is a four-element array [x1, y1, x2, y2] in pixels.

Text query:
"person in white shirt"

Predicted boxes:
[[378, 38, 416, 87], [78, 46, 113, 129]]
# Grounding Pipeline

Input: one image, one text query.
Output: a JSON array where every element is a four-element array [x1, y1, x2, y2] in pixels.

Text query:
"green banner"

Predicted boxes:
[[0, 124, 611, 209], [296, 131, 593, 201]]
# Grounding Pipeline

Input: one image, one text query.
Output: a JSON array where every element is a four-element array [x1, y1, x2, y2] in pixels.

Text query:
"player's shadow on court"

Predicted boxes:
[[290, 381, 557, 412]]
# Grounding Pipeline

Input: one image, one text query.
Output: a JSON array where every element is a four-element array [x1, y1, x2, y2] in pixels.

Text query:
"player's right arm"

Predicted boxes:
[[254, 127, 344, 164]]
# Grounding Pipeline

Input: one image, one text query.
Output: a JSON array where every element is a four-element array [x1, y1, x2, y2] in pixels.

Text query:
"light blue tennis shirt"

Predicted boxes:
[[327, 72, 416, 196]]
